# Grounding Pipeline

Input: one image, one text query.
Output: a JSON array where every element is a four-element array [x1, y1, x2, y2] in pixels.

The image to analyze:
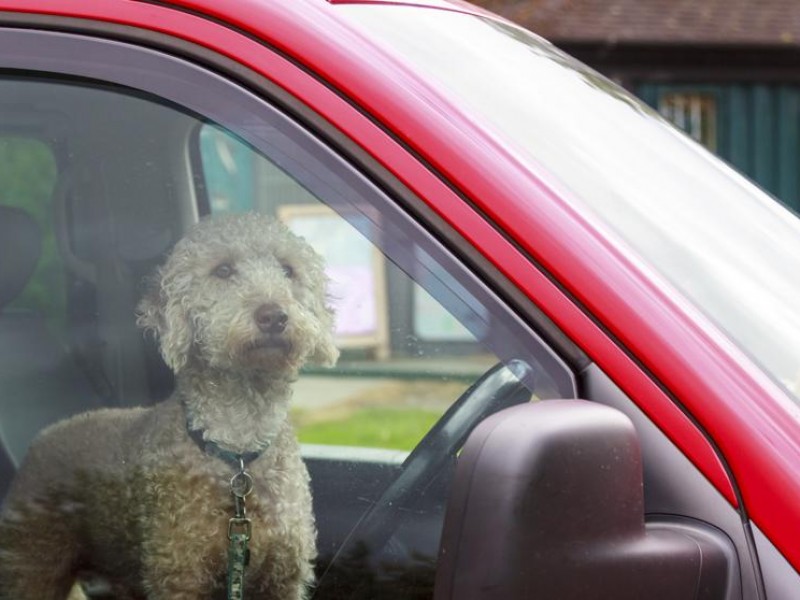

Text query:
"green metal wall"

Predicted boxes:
[[638, 83, 800, 213]]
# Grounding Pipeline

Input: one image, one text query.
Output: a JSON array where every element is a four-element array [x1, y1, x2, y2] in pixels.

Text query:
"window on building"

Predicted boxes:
[[659, 93, 718, 152]]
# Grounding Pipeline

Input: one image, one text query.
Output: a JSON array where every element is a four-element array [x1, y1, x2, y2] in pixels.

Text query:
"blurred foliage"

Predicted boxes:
[[0, 137, 64, 324]]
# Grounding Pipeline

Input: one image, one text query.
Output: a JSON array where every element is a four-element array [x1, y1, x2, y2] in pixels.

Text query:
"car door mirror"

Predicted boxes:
[[434, 400, 737, 600]]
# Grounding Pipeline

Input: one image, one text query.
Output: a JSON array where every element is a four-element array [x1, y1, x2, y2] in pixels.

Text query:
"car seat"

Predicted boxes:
[[0, 205, 103, 499]]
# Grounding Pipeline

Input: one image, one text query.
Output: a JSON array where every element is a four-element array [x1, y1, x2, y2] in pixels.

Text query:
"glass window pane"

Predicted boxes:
[[196, 125, 568, 457], [0, 42, 572, 600], [192, 121, 572, 598]]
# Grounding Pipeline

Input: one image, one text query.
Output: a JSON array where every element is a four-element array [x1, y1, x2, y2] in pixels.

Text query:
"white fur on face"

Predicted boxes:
[[136, 213, 340, 377]]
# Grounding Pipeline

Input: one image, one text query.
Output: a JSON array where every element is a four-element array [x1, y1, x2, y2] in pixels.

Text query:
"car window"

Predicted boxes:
[[0, 32, 574, 600], [193, 124, 575, 598], [198, 124, 502, 454]]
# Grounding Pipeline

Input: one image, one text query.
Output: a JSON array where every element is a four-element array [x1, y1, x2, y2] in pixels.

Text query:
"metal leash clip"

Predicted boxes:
[[227, 456, 254, 600], [228, 457, 253, 539]]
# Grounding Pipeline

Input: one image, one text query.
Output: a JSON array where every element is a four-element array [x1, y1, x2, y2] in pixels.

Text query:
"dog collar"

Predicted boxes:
[[185, 424, 265, 600], [186, 425, 269, 467]]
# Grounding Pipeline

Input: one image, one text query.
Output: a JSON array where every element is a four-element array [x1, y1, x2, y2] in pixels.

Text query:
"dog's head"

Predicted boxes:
[[137, 213, 339, 376]]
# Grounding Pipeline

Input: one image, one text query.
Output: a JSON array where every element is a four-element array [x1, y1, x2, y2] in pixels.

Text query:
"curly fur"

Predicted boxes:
[[0, 213, 339, 599]]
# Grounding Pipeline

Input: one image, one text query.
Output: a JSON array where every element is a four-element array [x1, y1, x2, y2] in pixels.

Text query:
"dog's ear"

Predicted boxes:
[[309, 331, 340, 367], [136, 269, 193, 373]]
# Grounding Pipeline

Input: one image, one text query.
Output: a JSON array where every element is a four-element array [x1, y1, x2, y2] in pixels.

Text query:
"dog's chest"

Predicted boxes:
[[142, 454, 306, 517], [131, 451, 314, 586]]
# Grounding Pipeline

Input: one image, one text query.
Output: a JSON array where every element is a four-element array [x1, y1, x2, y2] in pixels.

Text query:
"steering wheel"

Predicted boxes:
[[314, 359, 535, 596]]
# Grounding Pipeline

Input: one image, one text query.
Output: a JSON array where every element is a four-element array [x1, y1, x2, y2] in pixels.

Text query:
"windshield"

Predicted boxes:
[[342, 6, 800, 401]]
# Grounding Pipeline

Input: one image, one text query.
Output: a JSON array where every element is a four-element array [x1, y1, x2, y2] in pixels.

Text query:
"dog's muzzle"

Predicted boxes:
[[254, 303, 288, 335]]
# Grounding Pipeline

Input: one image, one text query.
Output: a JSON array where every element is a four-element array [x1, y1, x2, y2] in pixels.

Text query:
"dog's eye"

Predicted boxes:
[[212, 263, 235, 279], [281, 263, 295, 279]]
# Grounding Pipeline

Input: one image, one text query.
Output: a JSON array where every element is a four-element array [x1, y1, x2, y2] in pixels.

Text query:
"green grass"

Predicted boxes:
[[295, 407, 441, 451]]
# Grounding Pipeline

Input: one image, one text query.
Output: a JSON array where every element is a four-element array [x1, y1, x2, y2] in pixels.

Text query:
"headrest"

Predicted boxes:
[[0, 206, 42, 310]]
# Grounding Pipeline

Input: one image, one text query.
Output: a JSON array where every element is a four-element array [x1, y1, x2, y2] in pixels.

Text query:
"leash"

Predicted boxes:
[[227, 456, 254, 600], [187, 427, 270, 600]]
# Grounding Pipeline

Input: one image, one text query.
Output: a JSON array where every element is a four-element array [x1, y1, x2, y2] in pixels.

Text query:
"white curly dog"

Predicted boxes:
[[0, 213, 339, 599]]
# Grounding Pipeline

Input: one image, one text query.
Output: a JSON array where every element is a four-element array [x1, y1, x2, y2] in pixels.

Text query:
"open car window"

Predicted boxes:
[[0, 30, 574, 599]]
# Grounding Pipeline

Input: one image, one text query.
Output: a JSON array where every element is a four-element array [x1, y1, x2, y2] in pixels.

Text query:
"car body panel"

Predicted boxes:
[[1, 0, 799, 575]]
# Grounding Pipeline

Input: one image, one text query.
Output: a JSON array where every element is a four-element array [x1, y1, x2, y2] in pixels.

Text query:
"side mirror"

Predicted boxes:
[[434, 400, 736, 600]]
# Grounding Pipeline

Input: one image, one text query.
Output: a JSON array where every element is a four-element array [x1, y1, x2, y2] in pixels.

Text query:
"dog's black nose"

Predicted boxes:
[[255, 304, 288, 334]]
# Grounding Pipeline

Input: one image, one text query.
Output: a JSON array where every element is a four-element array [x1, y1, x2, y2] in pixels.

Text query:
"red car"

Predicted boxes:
[[0, 1, 798, 598]]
